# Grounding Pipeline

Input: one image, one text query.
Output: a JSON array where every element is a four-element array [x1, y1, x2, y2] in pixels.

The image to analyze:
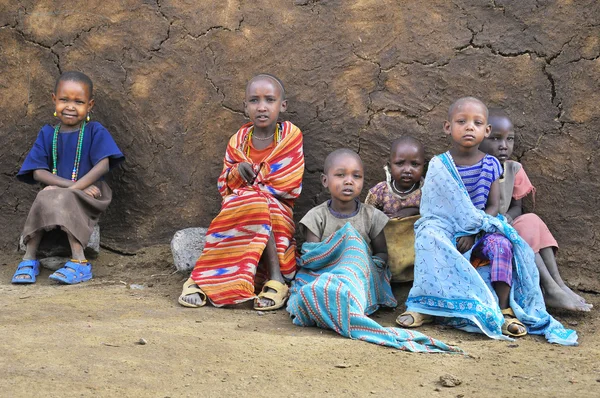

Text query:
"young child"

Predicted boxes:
[[401, 97, 577, 346], [14, 71, 124, 285], [366, 136, 425, 281], [286, 149, 462, 353], [365, 136, 425, 219], [179, 74, 304, 311], [480, 108, 592, 312]]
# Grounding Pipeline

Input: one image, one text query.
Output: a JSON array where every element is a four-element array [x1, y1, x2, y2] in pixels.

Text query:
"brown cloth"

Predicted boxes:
[[22, 181, 112, 246]]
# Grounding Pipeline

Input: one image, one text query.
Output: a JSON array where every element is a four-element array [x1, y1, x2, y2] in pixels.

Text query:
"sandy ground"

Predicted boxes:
[[1, 245, 599, 398]]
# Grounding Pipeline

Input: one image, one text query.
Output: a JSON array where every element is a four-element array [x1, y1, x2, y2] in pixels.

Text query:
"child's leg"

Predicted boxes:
[[255, 232, 286, 308], [539, 247, 591, 307], [536, 251, 591, 311], [67, 231, 86, 261], [475, 233, 526, 335], [23, 231, 43, 260]]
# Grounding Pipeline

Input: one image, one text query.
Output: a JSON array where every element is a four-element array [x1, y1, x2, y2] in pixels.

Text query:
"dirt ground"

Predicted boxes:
[[1, 246, 599, 398]]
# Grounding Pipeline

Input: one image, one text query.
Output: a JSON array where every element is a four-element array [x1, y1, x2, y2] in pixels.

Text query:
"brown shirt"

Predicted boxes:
[[299, 201, 389, 248]]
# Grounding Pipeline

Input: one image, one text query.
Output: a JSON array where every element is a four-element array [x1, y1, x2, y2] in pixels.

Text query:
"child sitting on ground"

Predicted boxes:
[[179, 74, 304, 311], [366, 136, 425, 281], [286, 149, 462, 353], [13, 71, 124, 285], [480, 108, 592, 312], [400, 97, 577, 345]]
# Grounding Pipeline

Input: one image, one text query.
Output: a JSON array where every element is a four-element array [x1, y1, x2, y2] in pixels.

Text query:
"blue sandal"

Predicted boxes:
[[49, 260, 93, 284], [11, 259, 41, 284]]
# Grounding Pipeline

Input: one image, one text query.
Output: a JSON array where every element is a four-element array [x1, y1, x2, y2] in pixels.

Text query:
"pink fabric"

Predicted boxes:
[[511, 213, 558, 253], [512, 166, 535, 200]]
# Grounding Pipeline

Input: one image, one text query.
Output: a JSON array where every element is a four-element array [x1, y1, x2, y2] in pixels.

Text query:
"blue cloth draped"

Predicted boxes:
[[287, 223, 464, 353], [406, 152, 578, 346], [17, 122, 124, 184]]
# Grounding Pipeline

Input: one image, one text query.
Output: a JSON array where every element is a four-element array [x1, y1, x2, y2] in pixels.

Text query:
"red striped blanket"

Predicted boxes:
[[190, 121, 304, 306]]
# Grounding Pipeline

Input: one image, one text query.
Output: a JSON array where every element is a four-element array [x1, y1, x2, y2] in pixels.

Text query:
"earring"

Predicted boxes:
[[86, 114, 91, 122], [53, 111, 57, 117]]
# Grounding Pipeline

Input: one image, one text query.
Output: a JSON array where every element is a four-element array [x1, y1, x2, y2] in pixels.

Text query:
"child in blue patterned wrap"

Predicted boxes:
[[398, 97, 526, 338]]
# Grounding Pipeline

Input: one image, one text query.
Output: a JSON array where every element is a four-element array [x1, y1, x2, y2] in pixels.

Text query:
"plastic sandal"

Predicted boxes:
[[178, 278, 207, 308], [11, 259, 41, 284], [49, 260, 93, 284], [396, 311, 434, 328], [254, 280, 289, 311], [501, 308, 527, 337]]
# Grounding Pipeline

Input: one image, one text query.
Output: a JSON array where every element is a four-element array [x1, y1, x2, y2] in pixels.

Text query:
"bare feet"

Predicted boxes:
[[543, 286, 592, 312], [560, 284, 593, 309]]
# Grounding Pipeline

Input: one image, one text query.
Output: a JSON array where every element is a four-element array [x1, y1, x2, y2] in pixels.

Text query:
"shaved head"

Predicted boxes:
[[246, 73, 286, 99], [448, 96, 488, 120], [323, 148, 362, 174], [488, 107, 510, 121], [390, 136, 424, 158]]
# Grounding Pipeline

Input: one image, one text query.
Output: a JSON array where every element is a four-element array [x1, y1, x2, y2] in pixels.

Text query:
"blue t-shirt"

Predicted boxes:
[[456, 154, 502, 210], [17, 121, 124, 184]]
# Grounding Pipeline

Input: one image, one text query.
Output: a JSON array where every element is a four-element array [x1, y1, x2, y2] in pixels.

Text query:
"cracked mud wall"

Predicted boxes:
[[1, 0, 599, 288]]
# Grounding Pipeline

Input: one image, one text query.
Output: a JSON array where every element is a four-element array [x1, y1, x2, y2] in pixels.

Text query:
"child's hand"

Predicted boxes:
[[456, 235, 475, 253], [238, 162, 256, 184], [82, 185, 101, 198], [42, 185, 59, 191]]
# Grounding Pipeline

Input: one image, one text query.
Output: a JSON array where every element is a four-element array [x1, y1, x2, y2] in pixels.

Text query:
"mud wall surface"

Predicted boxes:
[[1, 1, 598, 287]]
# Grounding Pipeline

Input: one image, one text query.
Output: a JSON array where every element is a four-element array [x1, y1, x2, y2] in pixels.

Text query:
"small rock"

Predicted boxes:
[[39, 256, 68, 271], [129, 284, 145, 290], [440, 374, 462, 387], [137, 338, 148, 345], [335, 364, 350, 368], [568, 320, 578, 326], [507, 344, 519, 348], [171, 227, 208, 272]]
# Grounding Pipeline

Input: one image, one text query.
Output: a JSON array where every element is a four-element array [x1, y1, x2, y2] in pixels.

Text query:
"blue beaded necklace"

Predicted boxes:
[[52, 121, 86, 182]]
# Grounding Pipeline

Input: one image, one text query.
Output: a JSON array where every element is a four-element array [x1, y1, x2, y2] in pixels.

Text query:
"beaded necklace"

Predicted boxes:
[[246, 123, 281, 157], [52, 120, 86, 182]]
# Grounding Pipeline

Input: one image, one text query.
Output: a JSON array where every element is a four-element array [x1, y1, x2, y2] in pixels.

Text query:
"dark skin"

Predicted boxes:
[[180, 76, 288, 308], [400, 100, 524, 333], [238, 77, 288, 185], [306, 153, 388, 262], [388, 140, 425, 219], [444, 100, 499, 254], [444, 99, 523, 333], [16, 80, 107, 280], [481, 114, 592, 312]]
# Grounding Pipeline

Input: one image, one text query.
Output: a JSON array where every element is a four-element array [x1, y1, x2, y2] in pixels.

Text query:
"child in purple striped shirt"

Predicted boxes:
[[398, 97, 526, 338]]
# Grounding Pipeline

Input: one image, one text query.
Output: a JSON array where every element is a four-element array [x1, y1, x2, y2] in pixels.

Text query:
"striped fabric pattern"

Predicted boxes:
[[190, 121, 304, 306], [287, 223, 464, 353], [456, 154, 502, 210]]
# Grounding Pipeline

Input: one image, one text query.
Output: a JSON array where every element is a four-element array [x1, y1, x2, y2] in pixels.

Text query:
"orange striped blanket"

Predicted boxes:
[[190, 121, 304, 306]]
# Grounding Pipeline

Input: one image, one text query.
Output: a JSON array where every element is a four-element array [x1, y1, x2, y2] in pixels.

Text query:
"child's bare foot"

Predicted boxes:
[[560, 284, 593, 308], [544, 286, 592, 312], [254, 279, 289, 310]]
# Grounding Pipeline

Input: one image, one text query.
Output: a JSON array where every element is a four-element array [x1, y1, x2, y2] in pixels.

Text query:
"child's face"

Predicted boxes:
[[479, 116, 515, 164], [389, 143, 425, 190], [52, 80, 94, 130], [322, 154, 364, 204], [444, 101, 491, 150], [244, 78, 287, 132]]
